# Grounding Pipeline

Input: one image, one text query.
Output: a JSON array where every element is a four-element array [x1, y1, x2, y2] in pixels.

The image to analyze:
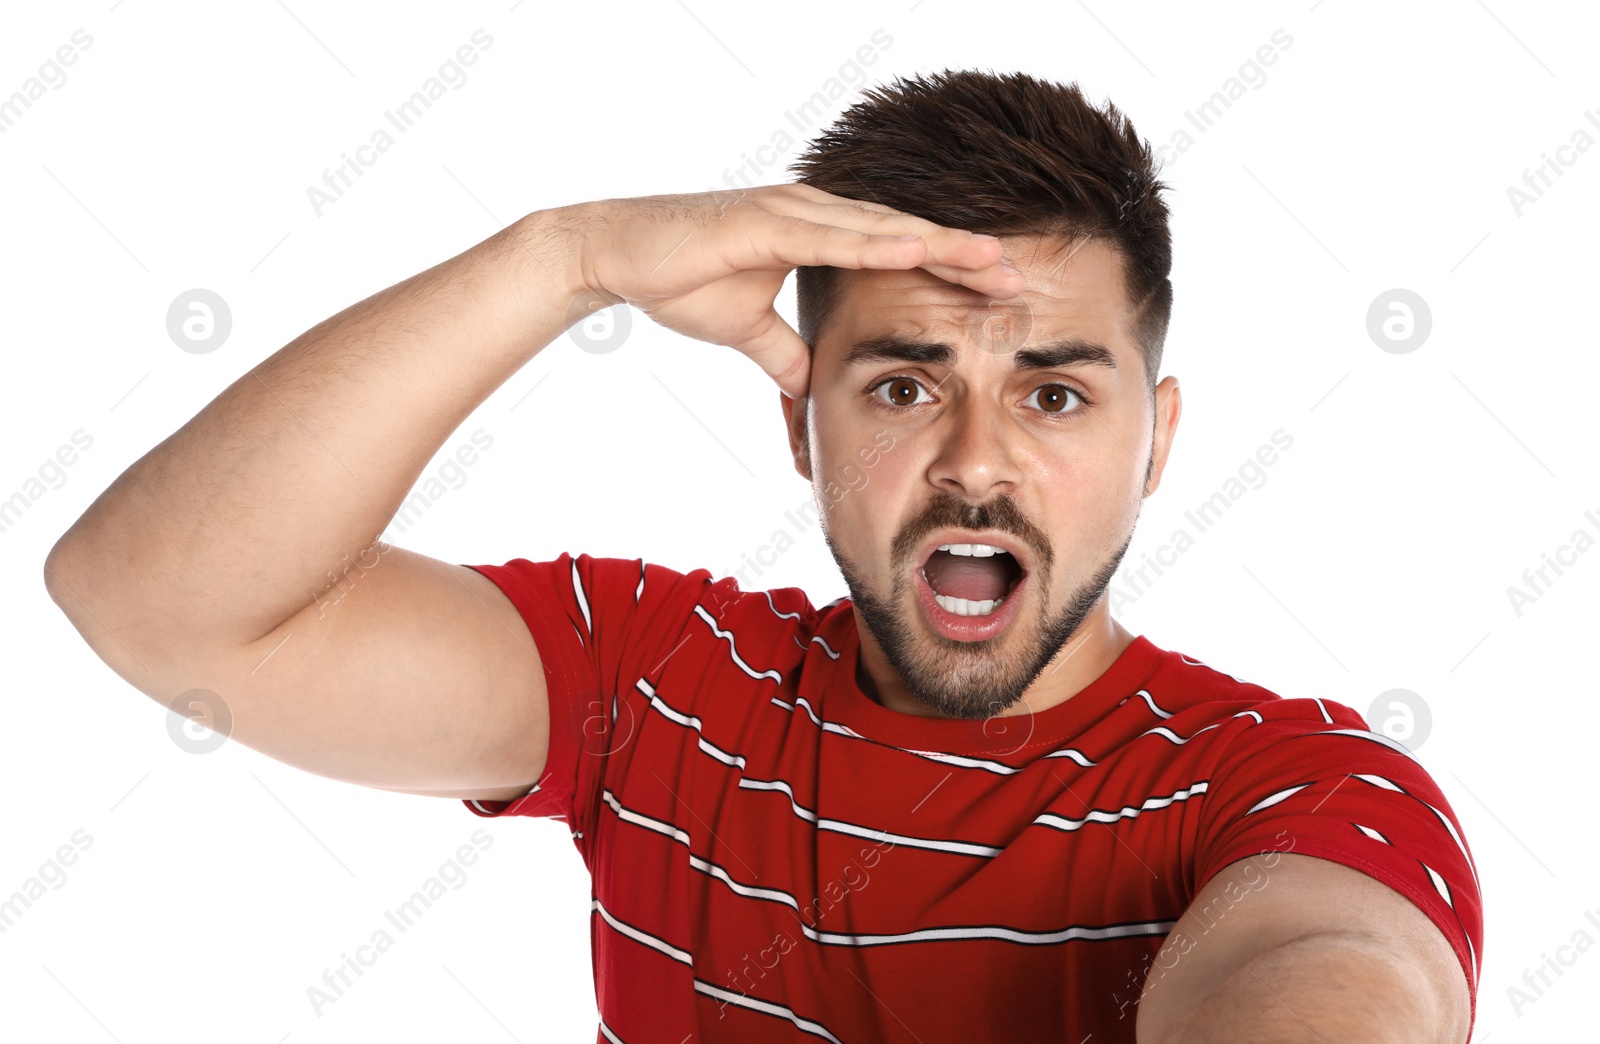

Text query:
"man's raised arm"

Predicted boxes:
[[42, 185, 1023, 802], [43, 209, 599, 800]]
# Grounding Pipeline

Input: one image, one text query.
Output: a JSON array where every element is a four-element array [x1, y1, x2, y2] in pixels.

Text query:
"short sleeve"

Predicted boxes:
[[1193, 698, 1483, 1028], [456, 553, 713, 851]]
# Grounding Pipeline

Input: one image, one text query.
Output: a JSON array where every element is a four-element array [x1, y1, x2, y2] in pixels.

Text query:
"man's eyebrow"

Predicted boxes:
[[842, 336, 1118, 371]]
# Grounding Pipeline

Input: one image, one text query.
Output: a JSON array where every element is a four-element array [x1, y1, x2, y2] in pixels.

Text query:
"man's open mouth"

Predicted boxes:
[[918, 542, 1026, 618]]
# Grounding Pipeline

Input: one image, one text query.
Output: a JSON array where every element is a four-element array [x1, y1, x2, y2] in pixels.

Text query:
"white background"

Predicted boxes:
[[2, 0, 1594, 1040]]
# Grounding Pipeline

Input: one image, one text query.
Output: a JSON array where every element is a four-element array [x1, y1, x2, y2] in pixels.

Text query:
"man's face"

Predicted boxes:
[[782, 235, 1180, 720]]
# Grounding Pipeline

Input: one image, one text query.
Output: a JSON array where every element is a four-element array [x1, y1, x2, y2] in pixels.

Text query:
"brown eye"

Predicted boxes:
[[874, 378, 928, 408], [1026, 383, 1081, 414]]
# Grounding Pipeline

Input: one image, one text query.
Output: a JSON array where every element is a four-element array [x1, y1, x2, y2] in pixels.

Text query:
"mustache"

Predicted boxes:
[[892, 492, 1051, 571]]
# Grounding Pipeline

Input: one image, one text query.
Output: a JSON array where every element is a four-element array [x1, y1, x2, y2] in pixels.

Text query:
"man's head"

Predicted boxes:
[[791, 69, 1173, 395], [779, 69, 1182, 721]]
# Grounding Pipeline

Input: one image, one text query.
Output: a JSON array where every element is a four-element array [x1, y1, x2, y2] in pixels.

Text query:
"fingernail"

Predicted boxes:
[[999, 258, 1021, 273], [971, 233, 1000, 243]]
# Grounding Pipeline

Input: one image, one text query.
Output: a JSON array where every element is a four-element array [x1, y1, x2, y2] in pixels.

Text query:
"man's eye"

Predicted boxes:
[[871, 377, 930, 408], [1024, 383, 1084, 414]]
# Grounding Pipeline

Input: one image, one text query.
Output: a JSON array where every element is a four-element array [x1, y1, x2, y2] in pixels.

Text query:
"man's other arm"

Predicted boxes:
[[1134, 853, 1471, 1044]]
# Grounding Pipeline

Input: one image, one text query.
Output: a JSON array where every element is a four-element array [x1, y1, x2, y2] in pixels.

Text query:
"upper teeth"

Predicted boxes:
[[938, 543, 1009, 557]]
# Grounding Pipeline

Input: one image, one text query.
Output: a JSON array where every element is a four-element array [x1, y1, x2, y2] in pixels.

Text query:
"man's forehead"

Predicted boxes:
[[822, 235, 1134, 359]]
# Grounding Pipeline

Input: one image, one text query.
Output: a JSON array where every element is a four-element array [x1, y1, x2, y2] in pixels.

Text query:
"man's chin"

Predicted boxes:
[[890, 611, 1042, 718], [908, 681, 1030, 721]]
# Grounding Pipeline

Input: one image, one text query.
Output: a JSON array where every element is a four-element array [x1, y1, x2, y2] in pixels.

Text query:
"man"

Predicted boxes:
[[46, 69, 1479, 1042]]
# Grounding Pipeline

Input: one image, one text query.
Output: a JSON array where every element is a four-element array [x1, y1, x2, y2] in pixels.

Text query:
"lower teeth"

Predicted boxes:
[[933, 593, 1004, 617]]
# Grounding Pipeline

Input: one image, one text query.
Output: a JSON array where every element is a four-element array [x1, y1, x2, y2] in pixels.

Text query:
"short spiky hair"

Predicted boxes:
[[789, 69, 1173, 392]]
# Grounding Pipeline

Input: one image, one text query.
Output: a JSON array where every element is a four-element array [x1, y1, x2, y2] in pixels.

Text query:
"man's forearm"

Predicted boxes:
[[46, 206, 594, 659], [1164, 932, 1454, 1044]]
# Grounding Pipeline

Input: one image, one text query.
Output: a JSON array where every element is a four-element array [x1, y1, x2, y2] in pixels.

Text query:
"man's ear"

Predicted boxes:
[[1144, 376, 1182, 497], [780, 390, 812, 481]]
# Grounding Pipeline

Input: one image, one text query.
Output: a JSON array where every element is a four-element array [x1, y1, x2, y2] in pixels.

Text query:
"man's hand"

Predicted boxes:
[[567, 183, 1026, 398]]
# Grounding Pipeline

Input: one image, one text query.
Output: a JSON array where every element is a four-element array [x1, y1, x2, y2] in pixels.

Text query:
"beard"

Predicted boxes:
[[822, 489, 1134, 721]]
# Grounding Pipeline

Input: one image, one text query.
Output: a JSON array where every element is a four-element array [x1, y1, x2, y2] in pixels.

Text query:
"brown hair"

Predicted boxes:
[[788, 69, 1173, 392]]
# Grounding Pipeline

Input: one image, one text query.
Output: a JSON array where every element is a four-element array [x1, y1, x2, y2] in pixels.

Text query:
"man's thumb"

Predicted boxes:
[[739, 311, 811, 400]]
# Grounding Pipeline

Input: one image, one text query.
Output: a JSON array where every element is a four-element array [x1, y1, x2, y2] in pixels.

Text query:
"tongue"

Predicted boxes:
[[923, 550, 1011, 602]]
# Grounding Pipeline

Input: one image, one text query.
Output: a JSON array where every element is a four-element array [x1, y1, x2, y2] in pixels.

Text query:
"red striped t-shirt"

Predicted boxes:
[[462, 553, 1482, 1042]]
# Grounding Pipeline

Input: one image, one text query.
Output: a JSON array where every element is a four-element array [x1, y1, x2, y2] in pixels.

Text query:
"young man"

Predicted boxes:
[[47, 70, 1480, 1042]]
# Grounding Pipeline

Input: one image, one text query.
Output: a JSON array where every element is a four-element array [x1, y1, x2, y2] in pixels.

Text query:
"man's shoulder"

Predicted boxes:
[[699, 571, 829, 627], [1142, 640, 1374, 741], [640, 567, 853, 690], [519, 553, 827, 617]]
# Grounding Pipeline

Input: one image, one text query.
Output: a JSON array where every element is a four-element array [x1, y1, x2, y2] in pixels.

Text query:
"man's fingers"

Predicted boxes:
[[742, 205, 1024, 297], [765, 186, 1006, 261], [919, 255, 1027, 297], [734, 215, 921, 271], [754, 219, 1011, 285], [738, 310, 812, 400]]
